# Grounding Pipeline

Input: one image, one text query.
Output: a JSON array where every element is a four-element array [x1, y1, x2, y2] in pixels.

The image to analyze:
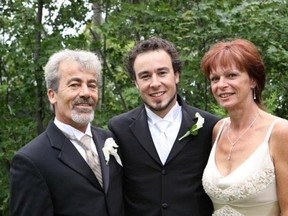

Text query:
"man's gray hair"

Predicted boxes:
[[44, 49, 102, 92]]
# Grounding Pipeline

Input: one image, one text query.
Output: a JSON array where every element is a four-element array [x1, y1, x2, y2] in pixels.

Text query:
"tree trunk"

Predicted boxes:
[[34, 0, 45, 134]]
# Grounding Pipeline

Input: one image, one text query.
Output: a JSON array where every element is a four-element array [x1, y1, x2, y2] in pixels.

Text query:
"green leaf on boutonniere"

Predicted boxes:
[[179, 112, 205, 141]]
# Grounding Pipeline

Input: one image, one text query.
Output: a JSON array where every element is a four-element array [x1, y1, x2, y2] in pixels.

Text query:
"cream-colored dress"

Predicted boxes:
[[202, 119, 280, 216]]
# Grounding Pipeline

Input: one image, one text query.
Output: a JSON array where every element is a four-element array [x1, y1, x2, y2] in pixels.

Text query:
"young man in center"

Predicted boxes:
[[108, 37, 219, 216]]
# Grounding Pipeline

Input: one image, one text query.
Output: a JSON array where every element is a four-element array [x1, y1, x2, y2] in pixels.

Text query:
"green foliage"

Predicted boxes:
[[0, 109, 37, 215]]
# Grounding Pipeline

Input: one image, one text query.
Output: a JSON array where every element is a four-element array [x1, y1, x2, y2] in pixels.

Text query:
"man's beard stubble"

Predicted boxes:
[[71, 97, 96, 125], [71, 108, 95, 125], [145, 92, 177, 114]]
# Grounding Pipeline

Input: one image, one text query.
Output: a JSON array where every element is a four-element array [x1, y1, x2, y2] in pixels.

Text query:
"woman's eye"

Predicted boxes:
[[228, 73, 237, 78], [210, 77, 219, 82]]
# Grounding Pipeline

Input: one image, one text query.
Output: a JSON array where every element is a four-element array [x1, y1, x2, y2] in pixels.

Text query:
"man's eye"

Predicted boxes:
[[69, 83, 79, 87], [89, 84, 97, 89], [140, 75, 149, 80], [159, 71, 167, 76]]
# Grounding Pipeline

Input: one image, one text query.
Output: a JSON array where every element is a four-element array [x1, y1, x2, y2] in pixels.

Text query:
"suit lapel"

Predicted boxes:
[[165, 105, 197, 164], [130, 107, 162, 165], [128, 98, 199, 166], [47, 122, 103, 190], [92, 130, 110, 193]]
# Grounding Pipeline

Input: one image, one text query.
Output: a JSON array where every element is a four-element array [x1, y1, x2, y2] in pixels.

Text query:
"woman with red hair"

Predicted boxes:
[[201, 39, 288, 216]]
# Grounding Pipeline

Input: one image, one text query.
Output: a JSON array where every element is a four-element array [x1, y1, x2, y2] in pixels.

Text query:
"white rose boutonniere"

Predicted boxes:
[[102, 138, 123, 166], [179, 112, 205, 141]]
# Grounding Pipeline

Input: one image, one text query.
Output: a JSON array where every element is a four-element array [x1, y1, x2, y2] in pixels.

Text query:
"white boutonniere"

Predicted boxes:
[[102, 138, 123, 166], [179, 112, 205, 141]]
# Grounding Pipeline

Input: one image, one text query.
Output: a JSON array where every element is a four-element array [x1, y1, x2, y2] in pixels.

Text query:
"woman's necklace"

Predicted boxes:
[[226, 112, 260, 161]]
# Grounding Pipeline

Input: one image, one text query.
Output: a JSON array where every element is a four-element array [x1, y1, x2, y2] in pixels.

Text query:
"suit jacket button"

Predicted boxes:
[[161, 169, 166, 175], [162, 203, 168, 209]]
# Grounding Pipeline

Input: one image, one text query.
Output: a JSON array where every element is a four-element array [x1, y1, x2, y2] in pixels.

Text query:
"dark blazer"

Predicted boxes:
[[108, 96, 219, 216], [10, 121, 124, 216]]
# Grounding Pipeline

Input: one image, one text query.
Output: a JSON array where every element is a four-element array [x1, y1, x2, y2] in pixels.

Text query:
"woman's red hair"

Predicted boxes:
[[201, 39, 266, 106]]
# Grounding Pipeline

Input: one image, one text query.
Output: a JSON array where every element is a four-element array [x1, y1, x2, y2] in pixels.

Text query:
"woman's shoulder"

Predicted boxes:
[[213, 117, 229, 131], [272, 116, 288, 138], [212, 117, 229, 143], [267, 115, 288, 156]]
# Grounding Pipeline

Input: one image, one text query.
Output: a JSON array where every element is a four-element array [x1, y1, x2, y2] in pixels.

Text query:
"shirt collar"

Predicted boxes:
[[146, 101, 181, 125], [54, 118, 92, 140]]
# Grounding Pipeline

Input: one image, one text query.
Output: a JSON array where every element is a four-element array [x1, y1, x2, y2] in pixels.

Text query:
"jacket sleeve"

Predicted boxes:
[[10, 153, 53, 216]]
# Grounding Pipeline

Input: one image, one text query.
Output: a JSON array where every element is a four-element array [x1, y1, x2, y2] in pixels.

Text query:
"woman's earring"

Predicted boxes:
[[253, 88, 256, 100]]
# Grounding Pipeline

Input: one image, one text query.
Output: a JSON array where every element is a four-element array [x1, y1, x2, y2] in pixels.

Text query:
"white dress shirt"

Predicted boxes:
[[54, 118, 98, 161], [146, 102, 182, 164]]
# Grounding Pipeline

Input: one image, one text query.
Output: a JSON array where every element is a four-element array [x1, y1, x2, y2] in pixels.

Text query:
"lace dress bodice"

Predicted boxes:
[[202, 119, 280, 216]]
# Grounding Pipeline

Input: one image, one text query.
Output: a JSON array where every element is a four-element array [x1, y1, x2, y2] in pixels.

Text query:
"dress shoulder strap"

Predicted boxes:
[[264, 118, 281, 143], [214, 119, 227, 145]]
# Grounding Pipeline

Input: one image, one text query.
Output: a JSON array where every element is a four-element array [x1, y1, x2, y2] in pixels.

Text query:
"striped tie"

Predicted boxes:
[[79, 134, 103, 187]]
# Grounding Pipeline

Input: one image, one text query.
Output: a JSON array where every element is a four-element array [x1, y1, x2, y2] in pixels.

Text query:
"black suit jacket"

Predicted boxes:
[[10, 121, 124, 216], [108, 96, 219, 216]]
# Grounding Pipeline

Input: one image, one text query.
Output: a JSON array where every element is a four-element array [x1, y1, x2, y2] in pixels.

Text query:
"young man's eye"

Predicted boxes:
[[139, 74, 150, 80], [159, 71, 167, 76]]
